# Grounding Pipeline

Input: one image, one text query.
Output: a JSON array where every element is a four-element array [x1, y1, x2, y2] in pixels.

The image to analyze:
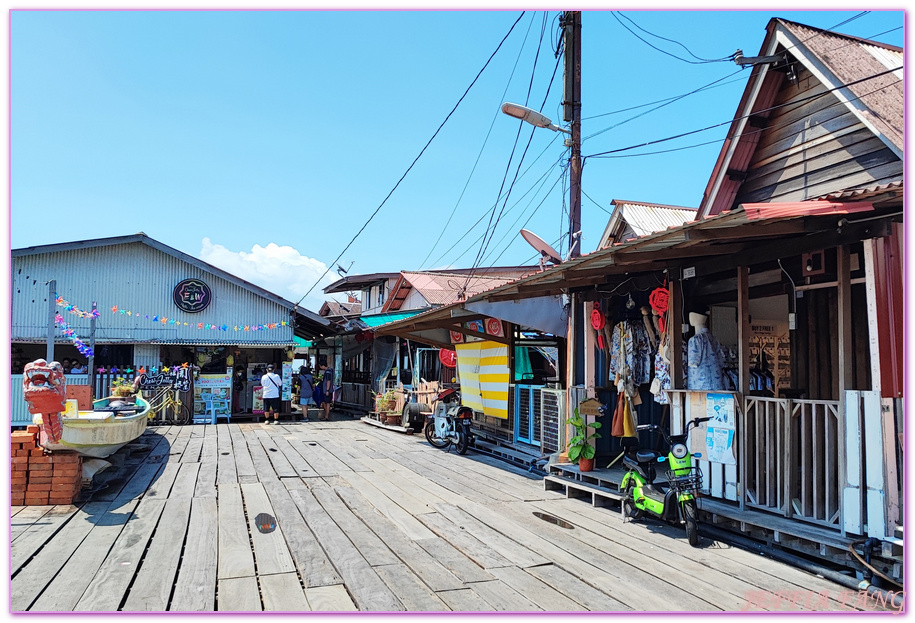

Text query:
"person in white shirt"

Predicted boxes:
[[260, 364, 283, 424], [70, 361, 87, 374]]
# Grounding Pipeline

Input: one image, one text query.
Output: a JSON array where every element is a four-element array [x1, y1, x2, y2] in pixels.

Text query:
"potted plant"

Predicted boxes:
[[372, 388, 397, 422], [110, 377, 137, 403], [566, 407, 601, 472]]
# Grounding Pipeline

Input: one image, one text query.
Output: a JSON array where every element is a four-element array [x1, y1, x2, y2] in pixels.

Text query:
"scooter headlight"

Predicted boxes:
[[672, 443, 688, 459]]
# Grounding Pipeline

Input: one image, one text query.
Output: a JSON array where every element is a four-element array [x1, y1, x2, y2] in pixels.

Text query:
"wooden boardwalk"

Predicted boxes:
[[10, 420, 891, 613]]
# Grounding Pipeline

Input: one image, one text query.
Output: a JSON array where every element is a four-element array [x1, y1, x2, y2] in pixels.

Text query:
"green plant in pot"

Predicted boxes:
[[372, 388, 397, 416], [111, 377, 138, 402], [566, 407, 601, 472]]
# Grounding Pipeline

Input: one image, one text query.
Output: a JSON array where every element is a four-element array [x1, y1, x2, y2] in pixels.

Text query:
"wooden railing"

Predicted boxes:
[[743, 396, 841, 527], [791, 399, 841, 526], [743, 397, 790, 515]]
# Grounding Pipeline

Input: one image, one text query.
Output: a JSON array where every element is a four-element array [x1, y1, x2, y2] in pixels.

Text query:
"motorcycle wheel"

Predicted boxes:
[[682, 499, 699, 547], [622, 483, 644, 521], [424, 421, 449, 449], [456, 428, 470, 455]]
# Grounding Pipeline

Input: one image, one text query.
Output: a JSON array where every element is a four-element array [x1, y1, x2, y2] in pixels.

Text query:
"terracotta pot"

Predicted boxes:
[[578, 457, 595, 472]]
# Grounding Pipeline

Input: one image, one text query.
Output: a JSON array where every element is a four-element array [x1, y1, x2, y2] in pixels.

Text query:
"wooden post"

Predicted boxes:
[[583, 299, 596, 399], [736, 267, 750, 510], [46, 280, 56, 363], [836, 245, 852, 536], [736, 267, 751, 395], [669, 279, 682, 390]]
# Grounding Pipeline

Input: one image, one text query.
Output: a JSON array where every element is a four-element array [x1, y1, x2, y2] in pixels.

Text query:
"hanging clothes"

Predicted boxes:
[[652, 332, 672, 405], [687, 327, 727, 390], [608, 320, 653, 386]]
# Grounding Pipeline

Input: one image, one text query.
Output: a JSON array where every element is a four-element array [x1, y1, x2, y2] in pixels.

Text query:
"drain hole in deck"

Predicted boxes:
[[533, 512, 574, 529], [309, 443, 317, 446], [269, 448, 277, 452], [221, 452, 230, 455]]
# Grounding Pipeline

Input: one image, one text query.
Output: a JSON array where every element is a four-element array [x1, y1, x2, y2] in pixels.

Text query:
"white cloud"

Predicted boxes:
[[198, 238, 335, 314]]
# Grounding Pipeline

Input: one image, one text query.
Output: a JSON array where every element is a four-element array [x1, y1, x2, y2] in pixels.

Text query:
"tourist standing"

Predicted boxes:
[[297, 366, 315, 421], [260, 364, 282, 424], [317, 367, 336, 422]]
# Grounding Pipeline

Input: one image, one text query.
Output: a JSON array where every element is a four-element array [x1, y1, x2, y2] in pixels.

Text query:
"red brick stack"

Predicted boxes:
[[11, 425, 82, 506]]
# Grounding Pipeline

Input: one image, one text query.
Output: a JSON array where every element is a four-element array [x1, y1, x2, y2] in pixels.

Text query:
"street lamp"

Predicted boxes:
[[500, 102, 571, 135]]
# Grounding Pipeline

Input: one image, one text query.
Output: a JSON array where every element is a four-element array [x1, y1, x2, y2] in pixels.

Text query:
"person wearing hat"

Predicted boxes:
[[260, 364, 283, 424]]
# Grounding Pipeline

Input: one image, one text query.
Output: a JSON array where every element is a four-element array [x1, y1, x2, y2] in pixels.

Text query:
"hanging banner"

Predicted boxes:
[[455, 340, 509, 419]]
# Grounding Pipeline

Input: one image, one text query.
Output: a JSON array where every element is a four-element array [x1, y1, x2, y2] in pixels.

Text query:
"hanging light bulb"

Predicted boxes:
[[626, 292, 636, 310]]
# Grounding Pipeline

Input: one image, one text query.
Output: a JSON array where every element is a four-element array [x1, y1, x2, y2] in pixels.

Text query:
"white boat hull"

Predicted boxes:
[[38, 397, 150, 459]]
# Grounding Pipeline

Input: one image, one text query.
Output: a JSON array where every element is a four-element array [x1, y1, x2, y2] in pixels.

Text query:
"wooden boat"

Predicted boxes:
[[39, 396, 150, 459]]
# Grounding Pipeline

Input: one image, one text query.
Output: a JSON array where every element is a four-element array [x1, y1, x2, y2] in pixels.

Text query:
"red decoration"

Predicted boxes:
[[590, 302, 606, 331], [439, 349, 457, 368], [485, 318, 504, 337], [649, 287, 669, 314]]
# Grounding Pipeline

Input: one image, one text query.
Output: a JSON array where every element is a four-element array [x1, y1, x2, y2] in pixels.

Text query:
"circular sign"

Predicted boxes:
[[439, 349, 457, 368], [173, 279, 212, 313], [486, 318, 503, 337]]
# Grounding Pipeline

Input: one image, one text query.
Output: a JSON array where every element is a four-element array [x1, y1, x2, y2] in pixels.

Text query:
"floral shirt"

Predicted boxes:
[[687, 327, 727, 390]]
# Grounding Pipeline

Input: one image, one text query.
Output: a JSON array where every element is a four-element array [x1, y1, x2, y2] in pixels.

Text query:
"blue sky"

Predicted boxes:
[[10, 8, 904, 312]]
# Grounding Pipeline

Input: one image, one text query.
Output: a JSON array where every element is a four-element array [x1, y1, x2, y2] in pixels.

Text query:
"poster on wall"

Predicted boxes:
[[194, 372, 232, 416], [704, 392, 736, 464], [282, 362, 293, 401], [252, 386, 264, 414]]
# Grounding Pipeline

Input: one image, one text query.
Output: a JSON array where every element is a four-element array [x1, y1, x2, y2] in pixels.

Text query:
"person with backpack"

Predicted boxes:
[[313, 367, 336, 422], [261, 364, 283, 425], [297, 366, 315, 422]]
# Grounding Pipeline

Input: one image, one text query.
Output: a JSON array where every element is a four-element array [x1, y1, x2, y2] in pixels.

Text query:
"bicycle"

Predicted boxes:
[[144, 387, 191, 426]]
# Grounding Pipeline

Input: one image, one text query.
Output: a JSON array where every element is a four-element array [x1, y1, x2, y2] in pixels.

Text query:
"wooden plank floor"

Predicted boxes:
[[10, 419, 895, 613]]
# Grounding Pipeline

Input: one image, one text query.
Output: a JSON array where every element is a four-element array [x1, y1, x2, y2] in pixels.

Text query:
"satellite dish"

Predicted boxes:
[[520, 229, 562, 271]]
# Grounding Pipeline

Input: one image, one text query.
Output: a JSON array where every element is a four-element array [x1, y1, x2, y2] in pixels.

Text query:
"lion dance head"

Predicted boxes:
[[23, 359, 67, 444]]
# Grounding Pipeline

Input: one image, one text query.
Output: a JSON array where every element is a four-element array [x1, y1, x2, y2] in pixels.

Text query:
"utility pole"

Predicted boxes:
[[562, 10, 582, 259]]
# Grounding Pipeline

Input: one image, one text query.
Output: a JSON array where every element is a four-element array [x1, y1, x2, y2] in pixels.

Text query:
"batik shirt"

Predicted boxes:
[[609, 320, 653, 385], [687, 327, 726, 391]]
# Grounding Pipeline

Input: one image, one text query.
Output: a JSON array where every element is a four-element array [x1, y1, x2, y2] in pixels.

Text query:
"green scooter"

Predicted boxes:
[[620, 417, 711, 546]]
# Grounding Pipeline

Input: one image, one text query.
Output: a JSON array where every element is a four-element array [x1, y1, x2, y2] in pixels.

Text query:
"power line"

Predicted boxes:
[[583, 67, 747, 142], [293, 11, 527, 309], [585, 66, 901, 158], [583, 72, 748, 121], [613, 11, 737, 64], [426, 136, 561, 269], [466, 12, 551, 284], [587, 76, 901, 161], [418, 11, 540, 270]]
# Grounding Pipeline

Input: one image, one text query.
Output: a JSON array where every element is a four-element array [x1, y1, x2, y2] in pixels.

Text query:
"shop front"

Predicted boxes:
[[11, 234, 331, 425]]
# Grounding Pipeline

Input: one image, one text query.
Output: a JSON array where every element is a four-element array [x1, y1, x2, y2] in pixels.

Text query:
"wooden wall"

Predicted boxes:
[[734, 65, 902, 205]]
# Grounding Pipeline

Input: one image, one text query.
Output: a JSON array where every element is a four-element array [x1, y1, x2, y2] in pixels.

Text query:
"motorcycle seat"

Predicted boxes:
[[636, 450, 662, 463]]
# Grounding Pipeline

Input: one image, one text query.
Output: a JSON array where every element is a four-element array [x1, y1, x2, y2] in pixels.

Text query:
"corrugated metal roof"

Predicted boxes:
[[360, 310, 426, 327], [400, 272, 519, 307], [819, 180, 903, 201], [600, 201, 697, 248], [12, 241, 296, 345]]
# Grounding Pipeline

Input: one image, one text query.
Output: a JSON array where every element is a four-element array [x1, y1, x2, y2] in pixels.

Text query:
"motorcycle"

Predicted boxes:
[[424, 388, 474, 455], [620, 416, 712, 546]]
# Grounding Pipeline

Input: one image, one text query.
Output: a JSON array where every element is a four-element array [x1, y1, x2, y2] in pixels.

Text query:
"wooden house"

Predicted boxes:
[[375, 18, 902, 579]]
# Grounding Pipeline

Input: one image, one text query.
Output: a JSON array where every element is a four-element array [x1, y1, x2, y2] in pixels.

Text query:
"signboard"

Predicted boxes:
[[194, 373, 232, 416], [173, 278, 212, 313], [252, 386, 264, 414], [137, 366, 191, 393], [577, 398, 603, 417], [282, 362, 293, 401]]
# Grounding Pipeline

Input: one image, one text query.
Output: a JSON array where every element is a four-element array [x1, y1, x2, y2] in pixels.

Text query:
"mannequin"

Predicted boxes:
[[687, 312, 726, 390]]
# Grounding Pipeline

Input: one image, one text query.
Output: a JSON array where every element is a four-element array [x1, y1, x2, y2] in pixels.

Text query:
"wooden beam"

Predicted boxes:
[[737, 267, 750, 395], [684, 220, 807, 241], [614, 242, 747, 264]]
